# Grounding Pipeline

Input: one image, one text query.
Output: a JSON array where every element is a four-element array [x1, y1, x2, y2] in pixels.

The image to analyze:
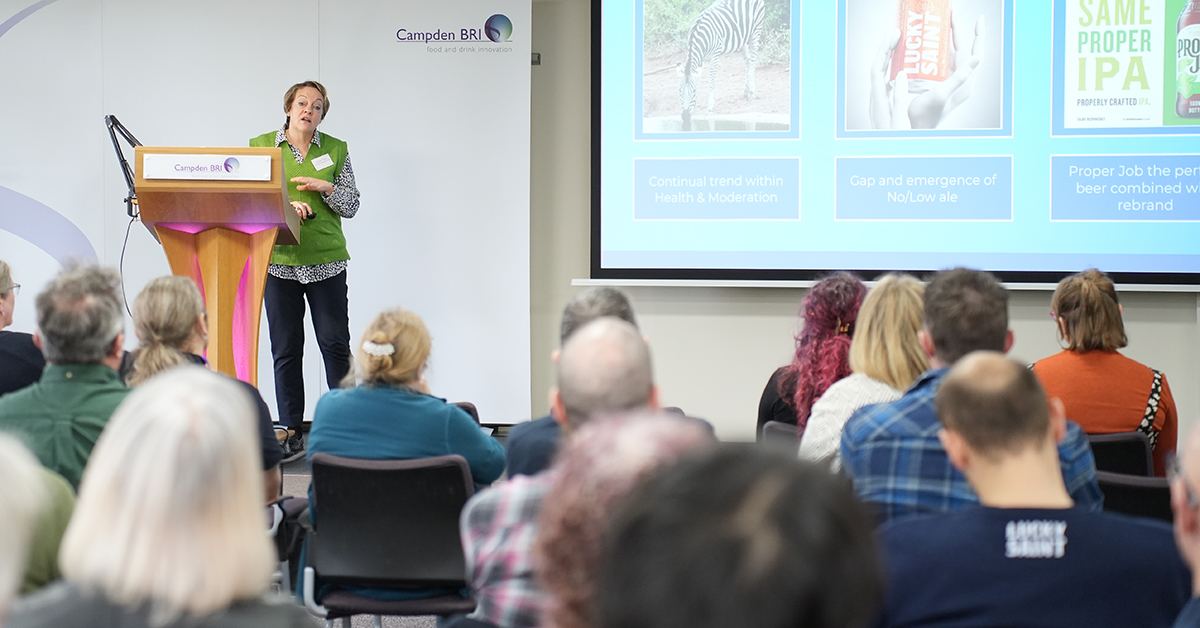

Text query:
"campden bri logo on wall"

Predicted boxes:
[[223, 158, 240, 173], [485, 15, 512, 42], [395, 13, 514, 52]]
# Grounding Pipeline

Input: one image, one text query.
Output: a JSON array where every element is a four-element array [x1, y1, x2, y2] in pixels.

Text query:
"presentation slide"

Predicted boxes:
[[597, 0, 1200, 280]]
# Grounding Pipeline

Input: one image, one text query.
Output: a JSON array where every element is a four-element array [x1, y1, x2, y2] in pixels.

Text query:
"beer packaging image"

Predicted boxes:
[[1167, 0, 1200, 124], [1063, 0, 1166, 128], [1177, 1, 1200, 116], [889, 0, 954, 94], [842, 0, 1005, 131]]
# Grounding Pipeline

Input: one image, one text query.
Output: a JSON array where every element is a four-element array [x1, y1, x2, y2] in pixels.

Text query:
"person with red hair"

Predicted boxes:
[[758, 273, 867, 440]]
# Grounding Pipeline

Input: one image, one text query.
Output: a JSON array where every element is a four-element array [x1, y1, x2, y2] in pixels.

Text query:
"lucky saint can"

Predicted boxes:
[[889, 0, 954, 94]]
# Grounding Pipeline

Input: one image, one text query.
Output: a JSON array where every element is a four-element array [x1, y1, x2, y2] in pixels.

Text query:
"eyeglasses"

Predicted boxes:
[[3, 283, 17, 297], [1168, 455, 1199, 510]]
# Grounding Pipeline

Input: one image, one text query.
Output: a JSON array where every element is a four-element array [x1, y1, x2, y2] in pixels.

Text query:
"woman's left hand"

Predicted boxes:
[[291, 176, 334, 194]]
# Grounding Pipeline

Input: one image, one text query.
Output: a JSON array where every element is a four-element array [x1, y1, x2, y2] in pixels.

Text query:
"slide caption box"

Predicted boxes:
[[835, 156, 1013, 220], [633, 158, 801, 220], [1051, 154, 1200, 220]]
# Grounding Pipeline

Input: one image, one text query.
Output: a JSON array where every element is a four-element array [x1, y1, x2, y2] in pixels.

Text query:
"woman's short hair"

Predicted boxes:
[[595, 448, 883, 628], [283, 80, 329, 124], [1051, 268, 1127, 352], [849, 274, 929, 391], [348, 308, 431, 387], [0, 434, 47, 619], [778, 272, 867, 426], [534, 412, 715, 628], [0, 259, 13, 295], [127, 276, 205, 386], [58, 367, 274, 622]]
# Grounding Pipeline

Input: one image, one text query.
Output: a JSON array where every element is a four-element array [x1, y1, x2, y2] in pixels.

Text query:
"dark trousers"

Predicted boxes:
[[264, 272, 351, 429]]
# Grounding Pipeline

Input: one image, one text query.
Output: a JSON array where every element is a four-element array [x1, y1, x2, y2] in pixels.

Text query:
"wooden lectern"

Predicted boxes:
[[134, 146, 300, 386]]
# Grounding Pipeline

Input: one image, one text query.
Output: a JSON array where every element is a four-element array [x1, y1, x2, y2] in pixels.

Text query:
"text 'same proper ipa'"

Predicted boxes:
[[890, 0, 953, 94], [1177, 0, 1200, 117]]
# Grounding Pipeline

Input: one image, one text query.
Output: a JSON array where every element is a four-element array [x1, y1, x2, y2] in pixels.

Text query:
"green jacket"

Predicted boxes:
[[249, 130, 351, 266], [0, 364, 129, 489]]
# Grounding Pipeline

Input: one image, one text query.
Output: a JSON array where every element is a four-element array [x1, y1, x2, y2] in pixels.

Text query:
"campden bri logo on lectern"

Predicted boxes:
[[485, 15, 512, 42], [223, 158, 240, 173]]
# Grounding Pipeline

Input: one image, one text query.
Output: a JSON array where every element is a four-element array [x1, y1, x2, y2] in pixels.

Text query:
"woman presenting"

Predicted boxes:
[[251, 80, 360, 459]]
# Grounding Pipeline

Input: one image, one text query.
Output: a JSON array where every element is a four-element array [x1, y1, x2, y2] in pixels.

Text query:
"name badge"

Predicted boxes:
[[311, 153, 334, 171]]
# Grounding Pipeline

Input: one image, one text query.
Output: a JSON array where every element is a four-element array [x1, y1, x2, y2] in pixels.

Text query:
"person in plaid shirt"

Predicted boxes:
[[458, 318, 659, 628], [840, 268, 1102, 523]]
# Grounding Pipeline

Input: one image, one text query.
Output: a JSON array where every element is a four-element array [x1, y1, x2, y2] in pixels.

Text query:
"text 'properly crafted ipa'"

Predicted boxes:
[[890, 0, 953, 94], [1178, 0, 1200, 117]]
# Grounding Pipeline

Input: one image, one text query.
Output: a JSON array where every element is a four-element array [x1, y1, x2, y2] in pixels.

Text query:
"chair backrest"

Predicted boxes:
[[309, 453, 476, 588], [1088, 431, 1154, 476], [760, 420, 799, 450], [1095, 470, 1172, 523]]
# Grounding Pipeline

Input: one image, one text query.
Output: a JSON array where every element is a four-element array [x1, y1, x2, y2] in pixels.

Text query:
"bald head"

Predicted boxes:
[[936, 352, 1051, 458], [555, 317, 654, 428]]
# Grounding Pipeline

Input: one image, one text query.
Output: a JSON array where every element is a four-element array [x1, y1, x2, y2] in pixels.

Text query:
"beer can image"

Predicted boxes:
[[889, 0, 953, 94]]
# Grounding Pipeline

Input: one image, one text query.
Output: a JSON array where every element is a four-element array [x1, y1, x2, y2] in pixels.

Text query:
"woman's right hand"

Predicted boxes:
[[291, 200, 314, 221]]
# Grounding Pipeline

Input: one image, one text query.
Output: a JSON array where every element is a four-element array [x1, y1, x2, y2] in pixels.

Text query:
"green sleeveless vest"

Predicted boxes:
[[250, 130, 351, 266]]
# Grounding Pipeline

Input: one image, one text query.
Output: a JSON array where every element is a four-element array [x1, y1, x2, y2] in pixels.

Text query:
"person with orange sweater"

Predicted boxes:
[[1033, 269, 1177, 476]]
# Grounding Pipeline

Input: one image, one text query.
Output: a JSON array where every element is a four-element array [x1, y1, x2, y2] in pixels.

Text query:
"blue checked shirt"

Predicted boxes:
[[840, 368, 1103, 523]]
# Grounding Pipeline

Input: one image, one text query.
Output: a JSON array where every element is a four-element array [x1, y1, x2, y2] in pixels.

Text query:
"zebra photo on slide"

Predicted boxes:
[[678, 0, 765, 130], [642, 0, 791, 133]]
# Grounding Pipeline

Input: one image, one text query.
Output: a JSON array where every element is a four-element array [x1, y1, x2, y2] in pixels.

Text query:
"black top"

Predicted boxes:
[[0, 331, 46, 396], [756, 366, 798, 440], [120, 353, 282, 470], [504, 414, 560, 477], [880, 506, 1190, 628], [184, 354, 284, 471], [9, 582, 315, 628]]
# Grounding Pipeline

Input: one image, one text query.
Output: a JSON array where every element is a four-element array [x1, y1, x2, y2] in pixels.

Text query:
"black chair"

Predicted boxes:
[[1095, 470, 1172, 523], [1088, 431, 1154, 476], [302, 453, 478, 627], [761, 420, 799, 450], [269, 495, 309, 593]]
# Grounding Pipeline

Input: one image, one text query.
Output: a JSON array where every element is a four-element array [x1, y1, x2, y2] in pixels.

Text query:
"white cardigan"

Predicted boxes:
[[798, 373, 902, 471]]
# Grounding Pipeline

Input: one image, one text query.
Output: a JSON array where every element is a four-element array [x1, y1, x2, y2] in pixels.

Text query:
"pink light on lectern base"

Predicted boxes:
[[233, 256, 254, 382], [156, 222, 279, 236]]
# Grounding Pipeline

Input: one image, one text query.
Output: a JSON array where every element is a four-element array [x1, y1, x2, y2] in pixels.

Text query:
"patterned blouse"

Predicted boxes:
[[267, 128, 361, 284]]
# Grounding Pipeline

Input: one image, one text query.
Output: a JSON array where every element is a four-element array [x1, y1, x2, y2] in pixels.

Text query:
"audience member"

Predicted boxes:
[[595, 447, 882, 628], [758, 273, 866, 440], [533, 413, 714, 628], [0, 261, 45, 396], [1170, 428, 1200, 627], [0, 434, 47, 626], [123, 276, 283, 502], [17, 469, 73, 596], [841, 268, 1101, 522], [303, 308, 505, 604], [459, 317, 657, 628], [799, 273, 927, 469], [879, 353, 1189, 627], [1033, 268, 1178, 475], [0, 264, 128, 489], [506, 287, 639, 477], [309, 307, 504, 481], [7, 367, 314, 628]]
